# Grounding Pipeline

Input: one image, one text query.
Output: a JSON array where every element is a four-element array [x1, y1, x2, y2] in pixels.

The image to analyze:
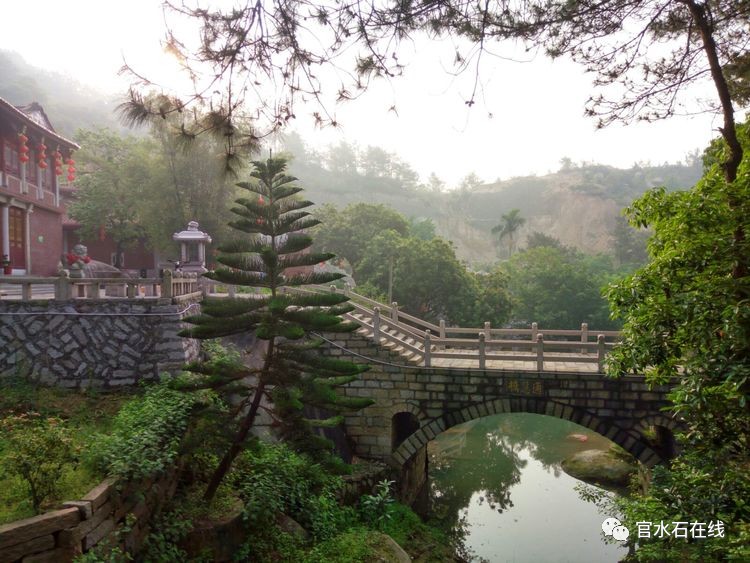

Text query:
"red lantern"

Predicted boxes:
[[65, 156, 76, 182], [18, 132, 29, 165], [256, 217, 264, 225], [37, 142, 47, 168], [53, 150, 63, 176]]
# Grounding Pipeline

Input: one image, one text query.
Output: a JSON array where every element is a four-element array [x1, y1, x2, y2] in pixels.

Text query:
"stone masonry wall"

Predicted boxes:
[[319, 330, 678, 468], [0, 298, 201, 387], [0, 467, 181, 563]]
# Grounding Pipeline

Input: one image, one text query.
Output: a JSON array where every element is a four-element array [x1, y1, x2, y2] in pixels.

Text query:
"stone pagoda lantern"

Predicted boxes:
[[172, 221, 212, 273]]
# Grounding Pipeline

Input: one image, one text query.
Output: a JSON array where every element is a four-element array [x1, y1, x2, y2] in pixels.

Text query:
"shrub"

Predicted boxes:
[[359, 479, 395, 530], [0, 414, 74, 513], [87, 384, 198, 480], [231, 441, 352, 540]]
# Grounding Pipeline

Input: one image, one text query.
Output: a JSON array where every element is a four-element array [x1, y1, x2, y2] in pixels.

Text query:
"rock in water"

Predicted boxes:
[[562, 448, 637, 487]]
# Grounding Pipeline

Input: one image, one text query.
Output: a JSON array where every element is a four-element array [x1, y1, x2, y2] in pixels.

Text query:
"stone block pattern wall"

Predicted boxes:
[[0, 298, 201, 387], [0, 468, 181, 563], [319, 330, 678, 468]]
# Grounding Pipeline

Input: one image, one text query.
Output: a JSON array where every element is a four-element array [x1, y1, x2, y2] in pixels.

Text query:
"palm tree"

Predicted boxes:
[[492, 209, 526, 257]]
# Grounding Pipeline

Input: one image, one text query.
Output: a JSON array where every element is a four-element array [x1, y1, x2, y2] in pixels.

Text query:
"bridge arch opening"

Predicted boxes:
[[391, 397, 667, 471], [634, 416, 679, 462], [392, 411, 421, 451]]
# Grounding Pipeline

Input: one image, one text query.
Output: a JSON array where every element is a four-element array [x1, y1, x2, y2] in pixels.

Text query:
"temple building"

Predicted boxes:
[[0, 97, 78, 275], [1, 98, 160, 276]]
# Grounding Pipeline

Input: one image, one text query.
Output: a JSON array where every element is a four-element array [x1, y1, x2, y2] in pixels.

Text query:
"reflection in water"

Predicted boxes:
[[423, 413, 627, 563]]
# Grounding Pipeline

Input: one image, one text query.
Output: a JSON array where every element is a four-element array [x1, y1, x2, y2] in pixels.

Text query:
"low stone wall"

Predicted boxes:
[[0, 297, 201, 387], [0, 467, 181, 563]]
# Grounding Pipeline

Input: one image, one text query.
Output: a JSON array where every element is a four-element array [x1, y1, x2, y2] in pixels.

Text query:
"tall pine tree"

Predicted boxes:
[[180, 156, 373, 501]]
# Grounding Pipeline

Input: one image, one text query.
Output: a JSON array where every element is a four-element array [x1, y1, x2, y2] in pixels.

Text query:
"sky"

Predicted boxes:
[[0, 1, 735, 187]]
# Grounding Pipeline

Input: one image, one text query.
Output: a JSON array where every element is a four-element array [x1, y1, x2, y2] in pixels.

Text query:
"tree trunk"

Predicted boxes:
[[203, 337, 274, 502]]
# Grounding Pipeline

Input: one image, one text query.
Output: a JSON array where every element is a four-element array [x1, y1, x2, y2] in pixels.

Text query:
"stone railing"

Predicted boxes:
[[0, 271, 201, 302], [291, 284, 621, 373], [0, 467, 181, 562]]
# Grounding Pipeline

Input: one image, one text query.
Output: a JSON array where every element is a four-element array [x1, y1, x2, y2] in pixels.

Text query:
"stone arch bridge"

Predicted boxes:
[[302, 286, 680, 481]]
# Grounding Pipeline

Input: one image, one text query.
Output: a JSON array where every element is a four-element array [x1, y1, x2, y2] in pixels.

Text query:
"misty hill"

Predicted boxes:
[[284, 135, 703, 265], [444, 161, 703, 263], [0, 50, 124, 137]]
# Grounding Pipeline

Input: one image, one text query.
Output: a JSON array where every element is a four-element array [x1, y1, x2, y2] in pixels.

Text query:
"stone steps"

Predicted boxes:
[[348, 311, 425, 365]]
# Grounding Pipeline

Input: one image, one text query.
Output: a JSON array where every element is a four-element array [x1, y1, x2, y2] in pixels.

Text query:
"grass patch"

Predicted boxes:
[[0, 377, 135, 524]]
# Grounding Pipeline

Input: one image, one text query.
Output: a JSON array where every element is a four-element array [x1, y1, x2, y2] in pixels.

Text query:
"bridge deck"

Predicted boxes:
[[428, 351, 600, 373]]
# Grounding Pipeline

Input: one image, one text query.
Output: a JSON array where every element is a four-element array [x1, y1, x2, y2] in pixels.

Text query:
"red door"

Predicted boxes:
[[9, 207, 25, 269]]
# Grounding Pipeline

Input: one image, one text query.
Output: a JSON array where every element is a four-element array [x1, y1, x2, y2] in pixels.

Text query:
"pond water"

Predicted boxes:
[[418, 413, 628, 563]]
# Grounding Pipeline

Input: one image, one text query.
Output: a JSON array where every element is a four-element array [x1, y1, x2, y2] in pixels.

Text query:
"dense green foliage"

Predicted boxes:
[[71, 126, 242, 259], [88, 384, 199, 481], [181, 157, 373, 500], [231, 442, 354, 542], [0, 415, 74, 514], [0, 378, 131, 524], [606, 125, 750, 560], [502, 246, 621, 329]]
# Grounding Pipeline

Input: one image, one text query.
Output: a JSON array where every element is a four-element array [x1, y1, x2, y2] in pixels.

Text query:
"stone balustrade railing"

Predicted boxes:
[[0, 270, 202, 302], [293, 284, 622, 373]]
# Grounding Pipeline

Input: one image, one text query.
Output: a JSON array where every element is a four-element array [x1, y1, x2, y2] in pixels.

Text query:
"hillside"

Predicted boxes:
[[287, 140, 703, 265], [441, 162, 703, 262], [0, 50, 125, 137]]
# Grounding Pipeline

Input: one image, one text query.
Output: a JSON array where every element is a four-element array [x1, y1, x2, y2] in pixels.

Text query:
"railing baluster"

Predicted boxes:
[[536, 333, 544, 372], [479, 332, 486, 370], [161, 270, 173, 299], [483, 321, 491, 341], [597, 334, 606, 373], [55, 272, 71, 300], [581, 322, 589, 354], [373, 306, 381, 342], [391, 301, 399, 323], [21, 282, 32, 300], [424, 329, 431, 367], [439, 319, 446, 350]]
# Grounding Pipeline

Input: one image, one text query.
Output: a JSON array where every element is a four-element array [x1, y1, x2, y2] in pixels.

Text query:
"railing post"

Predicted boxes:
[[21, 282, 32, 300], [439, 319, 446, 350], [531, 322, 538, 342], [330, 284, 337, 293], [161, 269, 173, 299], [424, 329, 431, 367], [228, 285, 236, 298], [373, 306, 381, 342], [391, 302, 399, 322], [597, 334, 606, 373], [126, 282, 137, 299], [536, 333, 544, 372], [483, 321, 491, 341], [479, 332, 486, 370], [581, 322, 589, 354], [55, 271, 71, 300]]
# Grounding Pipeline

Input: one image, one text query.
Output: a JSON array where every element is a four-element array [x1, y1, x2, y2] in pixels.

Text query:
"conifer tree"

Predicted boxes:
[[180, 156, 373, 501]]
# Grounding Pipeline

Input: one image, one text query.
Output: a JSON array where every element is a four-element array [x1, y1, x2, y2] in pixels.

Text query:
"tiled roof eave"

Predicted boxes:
[[0, 96, 80, 150]]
